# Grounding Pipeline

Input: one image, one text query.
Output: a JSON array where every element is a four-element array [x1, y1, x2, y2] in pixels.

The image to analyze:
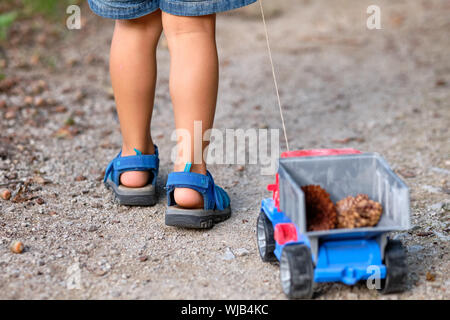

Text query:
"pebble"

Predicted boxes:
[[421, 185, 441, 194], [234, 248, 250, 257], [88, 225, 99, 232], [431, 167, 450, 175], [5, 110, 16, 120], [75, 175, 87, 182], [139, 255, 148, 262], [221, 248, 235, 261], [10, 241, 24, 254], [24, 96, 34, 105], [1, 188, 11, 200], [35, 97, 46, 107], [407, 245, 424, 253], [429, 202, 444, 211]]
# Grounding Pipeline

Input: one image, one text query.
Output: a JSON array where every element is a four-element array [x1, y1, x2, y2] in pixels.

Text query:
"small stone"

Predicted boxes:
[[0, 99, 6, 109], [398, 169, 416, 178], [222, 248, 235, 261], [32, 175, 46, 185], [30, 54, 40, 65], [74, 90, 86, 102], [6, 172, 18, 180], [75, 175, 87, 182], [139, 255, 148, 262], [236, 165, 245, 172], [10, 241, 24, 254], [24, 96, 34, 105], [416, 231, 433, 237], [36, 198, 45, 205], [234, 248, 249, 257], [407, 245, 424, 253], [88, 225, 99, 232], [53, 105, 67, 113], [48, 211, 57, 216], [34, 97, 46, 107], [5, 110, 16, 120], [1, 189, 11, 200], [421, 185, 441, 194], [429, 202, 444, 211]]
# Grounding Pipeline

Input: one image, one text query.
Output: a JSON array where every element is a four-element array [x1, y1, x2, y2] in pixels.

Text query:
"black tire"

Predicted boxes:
[[256, 212, 276, 262], [280, 244, 314, 299], [378, 239, 408, 294]]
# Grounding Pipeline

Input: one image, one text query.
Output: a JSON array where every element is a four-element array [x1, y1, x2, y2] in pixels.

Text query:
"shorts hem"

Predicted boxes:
[[87, 0, 160, 20], [160, 0, 258, 17]]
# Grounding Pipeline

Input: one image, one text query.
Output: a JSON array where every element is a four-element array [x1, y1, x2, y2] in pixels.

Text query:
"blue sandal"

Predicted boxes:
[[104, 146, 159, 206], [165, 163, 231, 229]]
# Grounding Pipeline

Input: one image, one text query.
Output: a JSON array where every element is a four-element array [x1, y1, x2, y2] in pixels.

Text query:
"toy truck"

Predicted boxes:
[[257, 149, 410, 299]]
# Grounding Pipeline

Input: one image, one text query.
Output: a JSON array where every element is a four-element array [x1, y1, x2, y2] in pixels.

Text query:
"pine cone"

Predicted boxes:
[[301, 185, 337, 231], [336, 194, 383, 229]]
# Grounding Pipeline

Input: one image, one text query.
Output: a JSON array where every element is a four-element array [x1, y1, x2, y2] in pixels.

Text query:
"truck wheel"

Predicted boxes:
[[378, 240, 408, 294], [257, 212, 276, 262], [280, 244, 314, 299]]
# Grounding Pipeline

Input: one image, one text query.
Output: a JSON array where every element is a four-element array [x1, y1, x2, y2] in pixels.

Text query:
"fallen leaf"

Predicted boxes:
[[75, 175, 87, 182], [332, 137, 365, 144], [426, 272, 436, 281], [53, 125, 80, 139], [398, 169, 416, 178], [416, 231, 433, 237], [53, 105, 67, 113]]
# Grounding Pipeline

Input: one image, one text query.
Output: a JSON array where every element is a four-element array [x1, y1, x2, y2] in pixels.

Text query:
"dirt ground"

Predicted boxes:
[[0, 0, 449, 299]]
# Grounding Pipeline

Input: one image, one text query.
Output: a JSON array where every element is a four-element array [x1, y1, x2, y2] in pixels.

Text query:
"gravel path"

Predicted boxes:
[[0, 0, 449, 299]]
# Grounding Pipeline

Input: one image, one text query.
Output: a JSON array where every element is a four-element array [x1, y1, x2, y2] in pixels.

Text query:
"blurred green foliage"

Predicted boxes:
[[0, 0, 81, 41], [0, 11, 17, 40], [22, 0, 61, 16]]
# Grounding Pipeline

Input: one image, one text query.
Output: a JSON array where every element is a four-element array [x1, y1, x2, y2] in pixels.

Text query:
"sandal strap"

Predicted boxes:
[[166, 172, 209, 190], [113, 154, 158, 172], [214, 185, 230, 211], [104, 146, 159, 186], [166, 170, 229, 211]]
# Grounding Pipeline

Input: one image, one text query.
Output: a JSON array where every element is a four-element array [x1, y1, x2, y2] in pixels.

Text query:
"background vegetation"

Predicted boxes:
[[0, 0, 81, 41]]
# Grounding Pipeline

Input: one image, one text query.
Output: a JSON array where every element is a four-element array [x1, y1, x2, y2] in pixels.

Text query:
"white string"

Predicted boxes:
[[258, 0, 290, 152]]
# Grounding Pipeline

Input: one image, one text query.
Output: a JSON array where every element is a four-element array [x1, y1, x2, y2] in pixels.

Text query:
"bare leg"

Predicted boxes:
[[110, 10, 162, 187], [162, 13, 219, 208]]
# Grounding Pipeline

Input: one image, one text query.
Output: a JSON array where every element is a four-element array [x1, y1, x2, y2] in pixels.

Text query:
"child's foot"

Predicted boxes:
[[173, 163, 205, 209], [104, 144, 159, 206], [120, 144, 155, 188], [165, 165, 231, 229]]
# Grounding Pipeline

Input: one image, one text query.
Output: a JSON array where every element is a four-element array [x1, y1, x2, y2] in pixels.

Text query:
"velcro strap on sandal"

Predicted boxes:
[[113, 155, 158, 172], [166, 172, 209, 190]]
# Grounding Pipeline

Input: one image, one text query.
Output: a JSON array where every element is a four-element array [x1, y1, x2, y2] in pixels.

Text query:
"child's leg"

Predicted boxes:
[[162, 13, 219, 209], [110, 10, 162, 188]]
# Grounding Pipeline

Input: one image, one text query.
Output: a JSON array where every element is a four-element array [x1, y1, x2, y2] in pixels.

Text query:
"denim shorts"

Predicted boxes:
[[88, 0, 258, 19]]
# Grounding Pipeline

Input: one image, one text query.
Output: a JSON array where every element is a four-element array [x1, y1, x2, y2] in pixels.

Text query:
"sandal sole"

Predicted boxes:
[[105, 179, 156, 206], [165, 206, 231, 229]]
